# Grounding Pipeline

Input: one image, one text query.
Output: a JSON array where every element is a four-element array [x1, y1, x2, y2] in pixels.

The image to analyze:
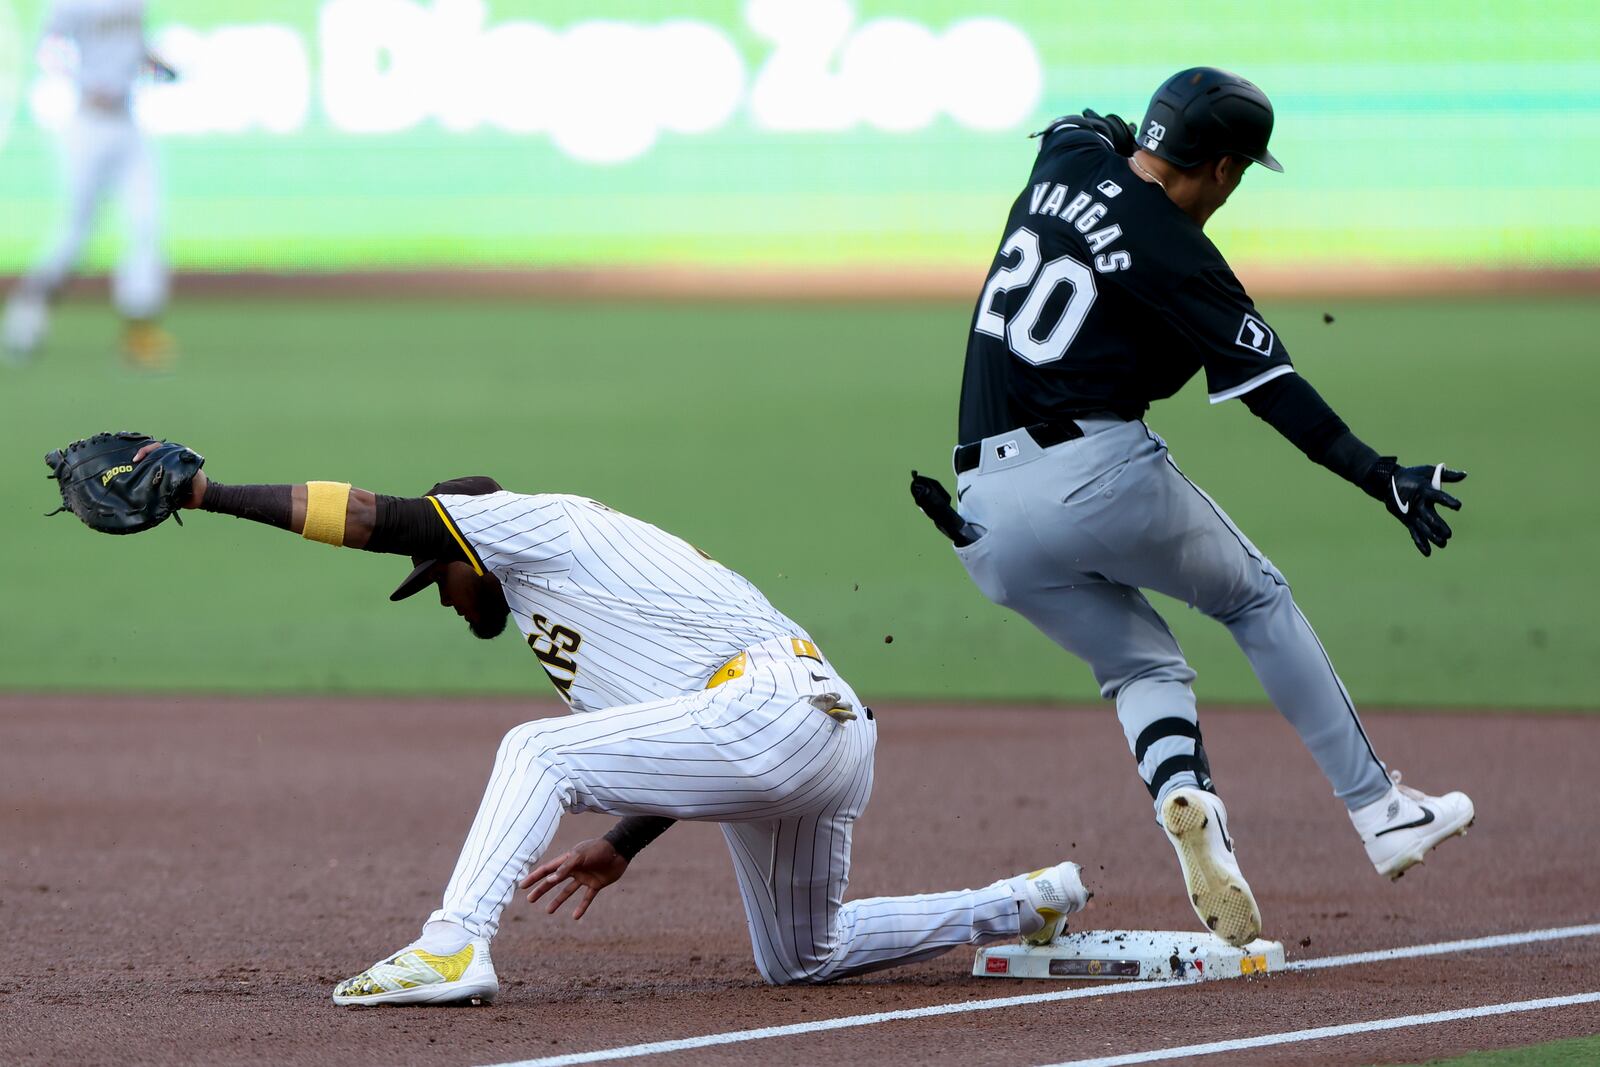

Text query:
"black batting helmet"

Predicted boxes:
[[1139, 67, 1282, 172]]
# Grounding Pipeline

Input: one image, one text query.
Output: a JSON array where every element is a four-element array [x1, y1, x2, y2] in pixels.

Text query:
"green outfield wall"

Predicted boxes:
[[0, 0, 1595, 274]]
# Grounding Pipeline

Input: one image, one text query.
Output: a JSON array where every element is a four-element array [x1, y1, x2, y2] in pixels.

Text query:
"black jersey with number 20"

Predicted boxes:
[[957, 123, 1294, 444]]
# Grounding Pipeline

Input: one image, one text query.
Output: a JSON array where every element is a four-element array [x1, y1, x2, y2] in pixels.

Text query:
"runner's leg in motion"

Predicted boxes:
[[1122, 451, 1393, 809]]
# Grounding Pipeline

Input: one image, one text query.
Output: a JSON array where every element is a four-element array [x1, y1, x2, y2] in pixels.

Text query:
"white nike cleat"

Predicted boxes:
[[1009, 861, 1092, 946], [332, 937, 498, 1006], [1160, 788, 1262, 948], [1351, 770, 1475, 880]]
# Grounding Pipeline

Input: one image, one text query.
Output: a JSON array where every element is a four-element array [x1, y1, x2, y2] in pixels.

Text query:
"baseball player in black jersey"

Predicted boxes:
[[916, 68, 1474, 947]]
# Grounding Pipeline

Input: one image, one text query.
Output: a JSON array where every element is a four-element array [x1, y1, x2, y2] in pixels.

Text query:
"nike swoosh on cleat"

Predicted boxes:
[[1374, 807, 1435, 837], [1391, 477, 1410, 515], [1215, 809, 1235, 853]]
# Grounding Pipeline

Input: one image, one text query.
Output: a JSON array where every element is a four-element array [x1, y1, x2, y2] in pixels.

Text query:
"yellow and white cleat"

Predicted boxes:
[[332, 937, 498, 1007], [121, 319, 177, 372], [1011, 861, 1092, 946]]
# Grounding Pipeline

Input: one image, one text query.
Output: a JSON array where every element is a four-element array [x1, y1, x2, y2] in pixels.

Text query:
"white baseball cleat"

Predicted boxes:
[[332, 936, 498, 1006], [2, 292, 48, 361], [1160, 787, 1261, 947], [1350, 770, 1475, 880], [1009, 861, 1092, 946]]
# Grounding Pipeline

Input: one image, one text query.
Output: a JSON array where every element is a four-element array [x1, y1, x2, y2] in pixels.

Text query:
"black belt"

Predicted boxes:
[[953, 421, 1085, 474]]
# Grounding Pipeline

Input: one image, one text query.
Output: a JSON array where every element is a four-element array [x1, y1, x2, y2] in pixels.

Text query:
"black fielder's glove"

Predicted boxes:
[[1032, 108, 1138, 156], [1361, 458, 1466, 557], [45, 431, 204, 535]]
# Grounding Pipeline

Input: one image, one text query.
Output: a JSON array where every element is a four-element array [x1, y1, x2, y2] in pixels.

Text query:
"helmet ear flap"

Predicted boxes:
[[1137, 98, 1180, 158]]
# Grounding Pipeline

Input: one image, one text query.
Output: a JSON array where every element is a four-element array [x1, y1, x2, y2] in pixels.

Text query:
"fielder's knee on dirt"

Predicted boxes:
[[763, 934, 862, 986]]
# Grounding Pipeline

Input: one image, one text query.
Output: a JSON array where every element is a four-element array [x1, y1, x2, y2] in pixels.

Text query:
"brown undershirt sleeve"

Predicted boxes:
[[198, 482, 292, 528]]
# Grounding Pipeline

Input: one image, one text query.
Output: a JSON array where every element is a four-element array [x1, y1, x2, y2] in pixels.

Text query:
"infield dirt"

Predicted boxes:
[[4, 695, 1597, 1066]]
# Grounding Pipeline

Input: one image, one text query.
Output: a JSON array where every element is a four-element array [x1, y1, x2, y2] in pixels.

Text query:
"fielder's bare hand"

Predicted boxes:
[[522, 838, 629, 920], [132, 438, 208, 507]]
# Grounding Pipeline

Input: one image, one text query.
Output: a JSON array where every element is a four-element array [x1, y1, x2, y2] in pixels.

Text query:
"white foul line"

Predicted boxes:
[[480, 922, 1600, 1067], [1038, 990, 1600, 1067], [1284, 921, 1600, 972]]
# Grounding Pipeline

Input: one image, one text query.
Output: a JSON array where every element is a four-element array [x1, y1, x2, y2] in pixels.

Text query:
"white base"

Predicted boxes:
[[974, 929, 1286, 981]]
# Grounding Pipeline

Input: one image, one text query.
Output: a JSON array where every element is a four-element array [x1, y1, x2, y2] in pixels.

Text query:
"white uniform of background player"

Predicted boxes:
[[330, 489, 1087, 1002], [3, 0, 171, 363]]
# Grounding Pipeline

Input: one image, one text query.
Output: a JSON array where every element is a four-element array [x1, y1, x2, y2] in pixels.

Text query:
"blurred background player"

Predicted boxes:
[[2, 0, 175, 369]]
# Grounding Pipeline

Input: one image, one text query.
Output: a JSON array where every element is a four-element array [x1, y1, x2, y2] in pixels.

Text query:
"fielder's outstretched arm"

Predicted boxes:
[[163, 459, 467, 562]]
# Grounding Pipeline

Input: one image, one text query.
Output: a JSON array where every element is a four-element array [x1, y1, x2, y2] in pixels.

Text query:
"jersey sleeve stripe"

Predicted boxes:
[[1207, 364, 1296, 405], [426, 496, 485, 576]]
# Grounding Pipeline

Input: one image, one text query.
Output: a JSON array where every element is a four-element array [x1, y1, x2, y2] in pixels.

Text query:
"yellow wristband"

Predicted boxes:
[[302, 481, 352, 546]]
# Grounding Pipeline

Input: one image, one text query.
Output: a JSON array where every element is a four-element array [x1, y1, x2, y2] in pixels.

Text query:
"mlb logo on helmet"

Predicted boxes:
[[1142, 120, 1166, 151]]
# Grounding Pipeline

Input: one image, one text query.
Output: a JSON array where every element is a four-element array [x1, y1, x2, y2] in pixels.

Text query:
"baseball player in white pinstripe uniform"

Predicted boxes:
[[148, 454, 1091, 1004]]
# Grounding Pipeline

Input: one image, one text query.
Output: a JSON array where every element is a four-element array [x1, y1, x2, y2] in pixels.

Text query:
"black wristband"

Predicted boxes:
[[603, 816, 676, 862], [199, 482, 292, 529], [1358, 455, 1400, 502], [1322, 432, 1384, 487]]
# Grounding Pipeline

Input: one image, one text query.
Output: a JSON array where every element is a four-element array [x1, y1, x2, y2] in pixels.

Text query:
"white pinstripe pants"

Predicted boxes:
[[430, 639, 1021, 985], [26, 109, 167, 317]]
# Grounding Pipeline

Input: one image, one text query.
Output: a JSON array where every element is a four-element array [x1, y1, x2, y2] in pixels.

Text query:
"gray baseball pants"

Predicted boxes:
[[953, 416, 1392, 812]]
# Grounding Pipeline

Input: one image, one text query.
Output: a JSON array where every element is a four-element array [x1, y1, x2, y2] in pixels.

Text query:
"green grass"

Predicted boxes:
[[1402, 1033, 1600, 1065], [1, 295, 1595, 707]]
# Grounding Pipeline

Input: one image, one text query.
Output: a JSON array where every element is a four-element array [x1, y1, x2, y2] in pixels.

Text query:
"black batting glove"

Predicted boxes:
[[1032, 109, 1137, 156], [1080, 109, 1138, 155], [1361, 458, 1466, 557]]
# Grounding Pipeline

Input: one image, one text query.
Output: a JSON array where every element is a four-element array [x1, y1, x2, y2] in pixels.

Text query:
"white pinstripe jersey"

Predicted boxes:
[[46, 0, 148, 99], [434, 492, 811, 712]]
